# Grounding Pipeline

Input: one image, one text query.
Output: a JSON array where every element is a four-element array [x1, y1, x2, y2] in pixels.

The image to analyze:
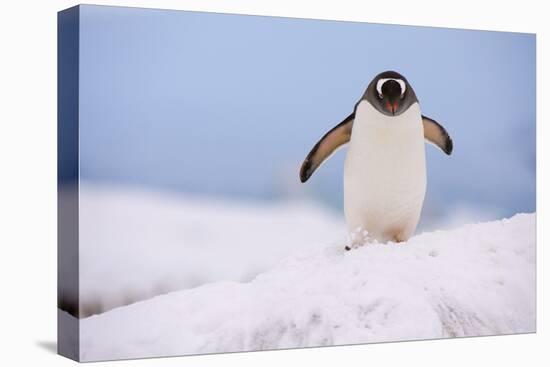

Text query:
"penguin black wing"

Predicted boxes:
[[422, 115, 453, 155], [300, 113, 354, 183]]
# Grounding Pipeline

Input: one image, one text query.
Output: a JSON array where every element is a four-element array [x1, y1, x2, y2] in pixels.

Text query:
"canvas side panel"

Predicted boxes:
[[57, 5, 80, 362]]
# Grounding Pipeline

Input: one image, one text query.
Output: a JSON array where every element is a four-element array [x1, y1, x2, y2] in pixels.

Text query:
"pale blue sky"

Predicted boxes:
[[76, 5, 536, 227]]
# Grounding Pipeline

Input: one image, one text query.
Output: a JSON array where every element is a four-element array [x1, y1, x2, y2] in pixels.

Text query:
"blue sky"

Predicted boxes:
[[76, 5, 536, 227]]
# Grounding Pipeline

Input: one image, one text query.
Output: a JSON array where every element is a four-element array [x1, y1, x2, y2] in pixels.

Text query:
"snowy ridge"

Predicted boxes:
[[80, 213, 535, 361], [77, 186, 345, 316]]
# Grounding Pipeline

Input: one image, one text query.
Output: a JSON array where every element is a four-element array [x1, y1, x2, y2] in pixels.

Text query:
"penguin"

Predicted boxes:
[[299, 70, 453, 246]]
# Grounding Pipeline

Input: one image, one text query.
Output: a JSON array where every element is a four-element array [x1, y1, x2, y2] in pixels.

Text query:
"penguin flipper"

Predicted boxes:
[[422, 115, 453, 155], [300, 113, 354, 183]]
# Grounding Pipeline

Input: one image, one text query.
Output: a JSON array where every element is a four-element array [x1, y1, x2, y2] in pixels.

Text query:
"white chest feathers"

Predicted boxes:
[[344, 101, 427, 243]]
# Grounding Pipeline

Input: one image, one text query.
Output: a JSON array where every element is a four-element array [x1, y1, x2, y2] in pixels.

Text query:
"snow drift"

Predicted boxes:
[[77, 186, 345, 316], [80, 213, 535, 361]]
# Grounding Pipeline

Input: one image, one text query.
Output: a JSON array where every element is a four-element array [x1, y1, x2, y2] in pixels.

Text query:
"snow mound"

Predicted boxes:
[[77, 186, 345, 316], [80, 213, 535, 361]]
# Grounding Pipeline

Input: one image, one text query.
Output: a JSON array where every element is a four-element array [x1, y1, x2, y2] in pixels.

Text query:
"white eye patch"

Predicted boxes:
[[376, 78, 406, 97]]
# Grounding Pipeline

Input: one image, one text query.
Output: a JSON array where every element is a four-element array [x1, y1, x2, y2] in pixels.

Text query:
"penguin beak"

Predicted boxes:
[[392, 101, 399, 115], [385, 100, 399, 115]]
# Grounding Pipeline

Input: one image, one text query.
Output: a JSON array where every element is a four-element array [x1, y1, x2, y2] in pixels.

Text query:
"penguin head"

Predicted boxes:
[[363, 71, 418, 117]]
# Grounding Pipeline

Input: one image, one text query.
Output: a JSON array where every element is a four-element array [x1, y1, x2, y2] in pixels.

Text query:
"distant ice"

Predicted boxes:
[[80, 212, 535, 361]]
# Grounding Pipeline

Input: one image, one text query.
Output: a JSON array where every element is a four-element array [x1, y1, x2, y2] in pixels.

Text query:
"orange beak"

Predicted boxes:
[[385, 100, 399, 115]]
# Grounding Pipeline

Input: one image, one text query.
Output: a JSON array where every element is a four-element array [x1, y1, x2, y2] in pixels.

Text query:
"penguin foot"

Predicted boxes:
[[345, 242, 365, 251]]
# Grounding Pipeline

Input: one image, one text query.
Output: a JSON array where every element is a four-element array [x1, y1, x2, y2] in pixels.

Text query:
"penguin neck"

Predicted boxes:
[[352, 101, 422, 136], [349, 101, 422, 147]]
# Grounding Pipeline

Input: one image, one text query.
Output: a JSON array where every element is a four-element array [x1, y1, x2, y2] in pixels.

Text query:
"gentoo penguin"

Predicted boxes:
[[299, 71, 452, 246]]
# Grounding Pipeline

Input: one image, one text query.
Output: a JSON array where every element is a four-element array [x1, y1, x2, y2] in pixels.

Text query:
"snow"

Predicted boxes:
[[80, 211, 535, 362], [77, 185, 346, 316]]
